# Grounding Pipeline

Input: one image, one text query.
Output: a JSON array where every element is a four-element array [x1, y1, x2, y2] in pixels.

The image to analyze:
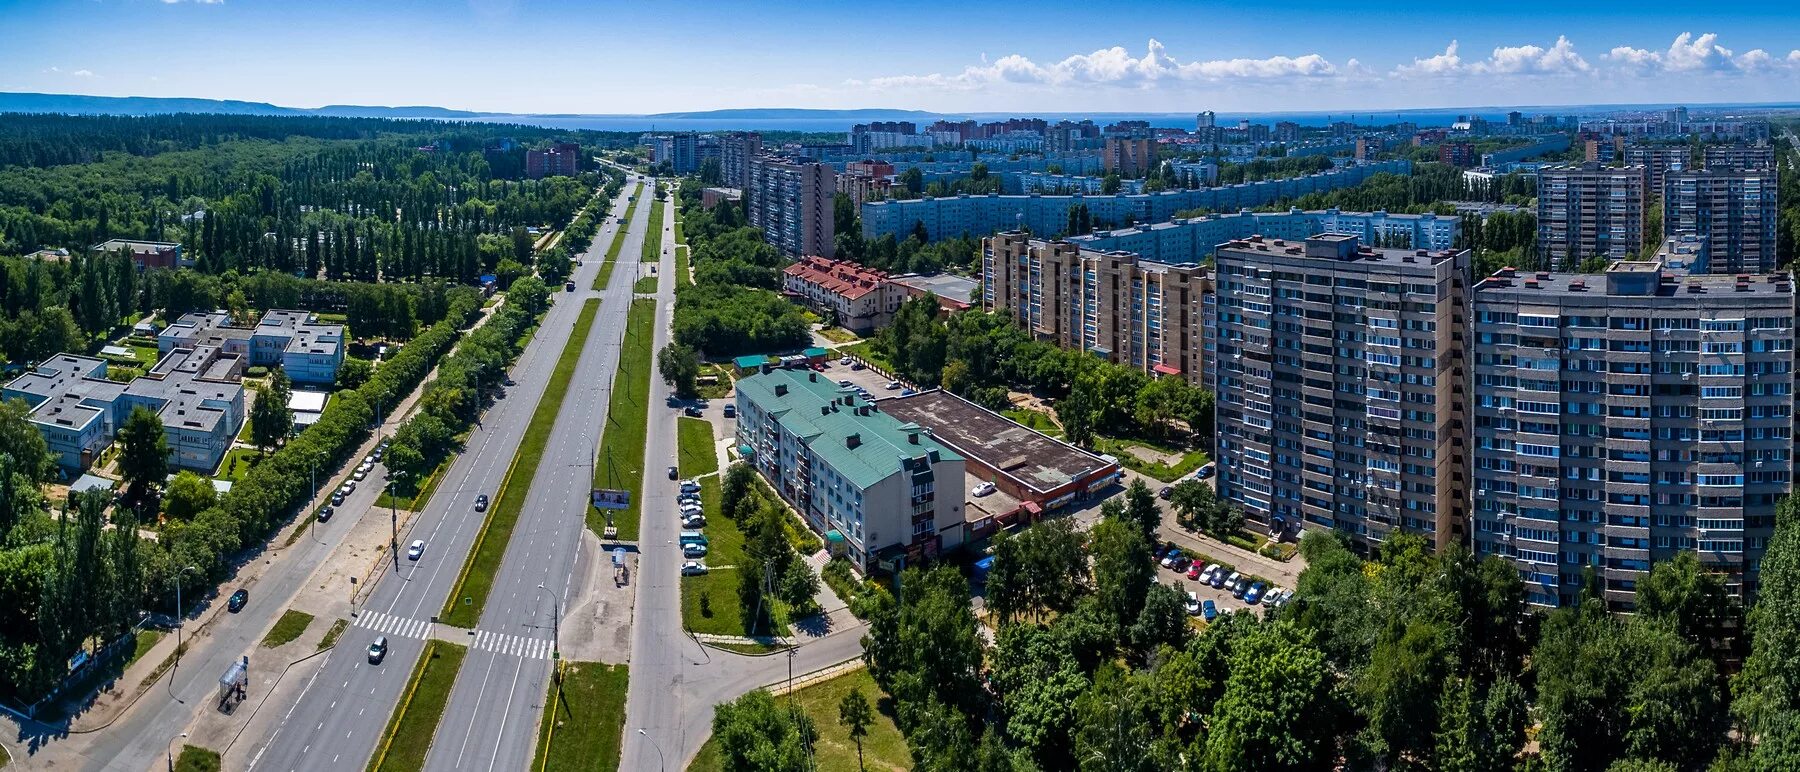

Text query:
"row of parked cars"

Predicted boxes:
[[1157, 544, 1293, 621], [675, 477, 710, 576]]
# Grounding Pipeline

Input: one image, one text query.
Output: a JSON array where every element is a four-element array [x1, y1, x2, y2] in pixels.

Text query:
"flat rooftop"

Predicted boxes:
[[890, 273, 979, 304], [1476, 265, 1794, 298], [874, 389, 1116, 497]]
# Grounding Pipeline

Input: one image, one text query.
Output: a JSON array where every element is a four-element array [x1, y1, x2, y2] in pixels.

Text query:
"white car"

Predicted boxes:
[[885, 381, 901, 390], [407, 540, 425, 560], [839, 356, 851, 366], [339, 481, 355, 495], [353, 468, 368, 481], [682, 515, 706, 528], [1185, 591, 1202, 616], [680, 504, 704, 517], [682, 543, 709, 558], [680, 561, 709, 576], [972, 482, 996, 497]]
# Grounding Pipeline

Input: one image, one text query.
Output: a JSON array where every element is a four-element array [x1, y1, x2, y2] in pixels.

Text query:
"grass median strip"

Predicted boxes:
[[441, 298, 601, 627], [530, 662, 629, 772], [639, 198, 664, 262], [366, 640, 468, 772], [588, 298, 655, 542], [633, 275, 657, 294], [593, 185, 643, 290], [260, 609, 314, 648]]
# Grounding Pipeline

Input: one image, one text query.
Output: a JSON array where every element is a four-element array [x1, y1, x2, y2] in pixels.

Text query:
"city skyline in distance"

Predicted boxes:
[[3, 0, 1800, 115]]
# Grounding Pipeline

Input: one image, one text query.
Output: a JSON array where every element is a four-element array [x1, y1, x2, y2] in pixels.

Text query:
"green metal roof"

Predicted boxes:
[[803, 347, 828, 357], [733, 354, 770, 369], [736, 368, 961, 489]]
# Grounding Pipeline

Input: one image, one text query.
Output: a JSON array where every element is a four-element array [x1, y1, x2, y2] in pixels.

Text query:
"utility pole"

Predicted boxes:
[[388, 470, 405, 571]]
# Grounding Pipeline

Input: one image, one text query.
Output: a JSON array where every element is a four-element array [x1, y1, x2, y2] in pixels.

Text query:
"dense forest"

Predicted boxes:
[[671, 179, 810, 357]]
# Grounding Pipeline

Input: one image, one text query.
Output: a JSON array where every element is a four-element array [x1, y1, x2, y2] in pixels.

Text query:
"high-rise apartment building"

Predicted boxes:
[[981, 233, 1214, 388], [1213, 234, 1470, 552], [1536, 163, 1648, 269], [1470, 262, 1795, 607], [525, 142, 581, 179], [670, 132, 699, 175], [1704, 144, 1777, 172], [748, 154, 836, 258], [1664, 169, 1780, 274], [1274, 121, 1302, 143], [720, 132, 763, 190], [1104, 137, 1155, 177], [1623, 145, 1692, 195]]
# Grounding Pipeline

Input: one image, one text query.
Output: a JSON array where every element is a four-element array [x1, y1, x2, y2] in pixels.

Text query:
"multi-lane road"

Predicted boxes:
[[241, 180, 652, 772]]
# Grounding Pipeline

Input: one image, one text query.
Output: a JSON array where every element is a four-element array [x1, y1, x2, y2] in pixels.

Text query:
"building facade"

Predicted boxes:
[[735, 369, 966, 572], [1623, 145, 1692, 194], [160, 309, 346, 385], [525, 143, 580, 179], [1537, 163, 1648, 269], [781, 256, 904, 334], [720, 132, 763, 191], [1213, 234, 1471, 552], [1103, 137, 1154, 177], [748, 155, 836, 258], [1703, 144, 1777, 172], [91, 239, 186, 270], [1664, 169, 1780, 274], [1470, 262, 1795, 607]]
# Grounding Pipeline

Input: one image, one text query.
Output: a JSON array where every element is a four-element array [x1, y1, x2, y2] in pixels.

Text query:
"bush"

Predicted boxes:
[[246, 366, 269, 379], [821, 558, 891, 620]]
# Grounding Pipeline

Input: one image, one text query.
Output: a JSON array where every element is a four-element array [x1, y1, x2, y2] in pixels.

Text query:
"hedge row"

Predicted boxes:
[[155, 290, 486, 602]]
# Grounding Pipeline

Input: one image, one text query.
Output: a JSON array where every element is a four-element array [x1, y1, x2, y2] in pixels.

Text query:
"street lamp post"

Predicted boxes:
[[637, 729, 666, 772], [166, 732, 188, 772], [387, 470, 406, 571], [536, 584, 560, 663], [169, 565, 197, 699]]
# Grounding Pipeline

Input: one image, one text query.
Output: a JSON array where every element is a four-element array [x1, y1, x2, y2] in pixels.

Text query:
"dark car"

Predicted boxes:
[[227, 589, 249, 613], [331, 490, 345, 506], [722, 405, 736, 418], [668, 466, 679, 480], [368, 636, 389, 664], [503, 376, 516, 387], [564, 281, 576, 292], [684, 406, 703, 417], [317, 505, 334, 522], [474, 494, 489, 512], [1158, 485, 1173, 500]]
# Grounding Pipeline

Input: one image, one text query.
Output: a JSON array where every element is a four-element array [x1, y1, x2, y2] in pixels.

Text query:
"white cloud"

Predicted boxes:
[[1605, 45, 1661, 72], [1664, 32, 1735, 71], [1395, 41, 1462, 76], [43, 66, 97, 78], [1477, 36, 1589, 74], [854, 39, 1337, 91], [1604, 33, 1800, 75]]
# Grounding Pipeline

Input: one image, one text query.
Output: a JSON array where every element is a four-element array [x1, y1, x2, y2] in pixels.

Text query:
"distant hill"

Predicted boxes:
[[0, 92, 494, 119], [641, 108, 938, 121]]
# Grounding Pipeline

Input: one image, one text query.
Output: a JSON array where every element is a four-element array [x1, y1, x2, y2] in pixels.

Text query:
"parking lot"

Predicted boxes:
[[1152, 544, 1291, 621], [820, 354, 912, 399]]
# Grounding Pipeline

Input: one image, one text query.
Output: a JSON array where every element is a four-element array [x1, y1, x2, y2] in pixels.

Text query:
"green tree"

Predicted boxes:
[[1636, 551, 1732, 645], [1202, 621, 1341, 772], [1128, 582, 1192, 661], [116, 406, 168, 510], [712, 689, 816, 772], [335, 357, 374, 391], [249, 369, 294, 454], [984, 519, 1086, 624], [1737, 495, 1800, 768], [162, 471, 216, 520], [1120, 478, 1161, 544], [1089, 514, 1152, 636], [657, 342, 701, 397], [0, 398, 54, 482], [1073, 664, 1163, 772], [992, 623, 1088, 768], [839, 687, 874, 772]]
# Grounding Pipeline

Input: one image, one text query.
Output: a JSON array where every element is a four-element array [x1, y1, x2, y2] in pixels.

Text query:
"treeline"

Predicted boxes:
[[1776, 132, 1799, 267], [528, 169, 626, 285], [832, 193, 979, 274], [874, 296, 1212, 445], [1214, 153, 1335, 185], [382, 277, 552, 489], [671, 180, 808, 357]]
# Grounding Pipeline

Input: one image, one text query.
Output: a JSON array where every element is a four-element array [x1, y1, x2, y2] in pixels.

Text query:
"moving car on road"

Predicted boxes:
[[668, 466, 679, 480], [407, 540, 426, 560], [228, 589, 249, 613], [565, 281, 576, 291], [368, 636, 388, 664], [474, 494, 489, 512]]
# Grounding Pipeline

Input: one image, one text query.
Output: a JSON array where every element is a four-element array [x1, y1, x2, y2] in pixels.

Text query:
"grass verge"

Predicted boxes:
[[215, 446, 264, 484], [174, 745, 222, 772], [687, 668, 907, 772], [261, 609, 314, 648], [633, 275, 657, 294], [530, 662, 629, 772], [1092, 436, 1209, 482], [838, 341, 893, 373], [127, 629, 164, 668], [441, 299, 601, 627], [588, 298, 654, 543], [674, 246, 690, 286], [639, 198, 664, 262], [593, 185, 643, 290], [680, 477, 745, 636], [677, 417, 718, 478], [816, 326, 860, 344], [367, 641, 467, 772], [375, 456, 449, 511], [319, 618, 349, 651]]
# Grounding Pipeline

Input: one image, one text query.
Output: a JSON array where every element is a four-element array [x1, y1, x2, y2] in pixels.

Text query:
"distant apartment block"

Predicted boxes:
[[720, 132, 763, 191], [700, 187, 742, 210], [525, 143, 581, 179], [1664, 169, 1779, 274], [1536, 163, 1648, 269], [836, 160, 895, 208], [159, 309, 346, 385], [862, 160, 1413, 243], [91, 239, 187, 270], [1213, 234, 1470, 552], [781, 256, 904, 334], [1623, 145, 1691, 194], [735, 369, 966, 572], [748, 155, 836, 258], [3, 347, 246, 473], [1703, 144, 1776, 172], [668, 132, 698, 175], [1066, 208, 1458, 262], [1103, 137, 1154, 177], [1470, 262, 1796, 607]]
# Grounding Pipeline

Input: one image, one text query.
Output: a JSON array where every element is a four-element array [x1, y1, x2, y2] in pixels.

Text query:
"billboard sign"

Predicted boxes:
[[592, 488, 631, 510]]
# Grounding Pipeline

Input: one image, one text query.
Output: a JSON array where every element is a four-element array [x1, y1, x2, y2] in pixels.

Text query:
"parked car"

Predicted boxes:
[[681, 515, 706, 529], [684, 406, 703, 417], [407, 540, 426, 560], [682, 543, 709, 558], [839, 357, 851, 366], [885, 381, 901, 390], [723, 405, 736, 418], [1173, 556, 1193, 572], [1246, 582, 1267, 605], [680, 561, 708, 576], [850, 362, 865, 370], [503, 376, 516, 387], [1200, 564, 1221, 585], [372, 447, 384, 462], [368, 636, 389, 664], [340, 481, 356, 495], [1208, 567, 1228, 588], [228, 589, 249, 613], [1196, 463, 1216, 479], [1160, 549, 1182, 569], [667, 466, 679, 480], [1185, 592, 1202, 616], [1186, 562, 1203, 581], [837, 379, 852, 387], [1158, 485, 1173, 500], [564, 281, 576, 292], [900, 388, 917, 396], [972, 482, 996, 497], [1221, 571, 1241, 592], [1202, 599, 1219, 622], [353, 468, 368, 481], [1232, 576, 1251, 598], [474, 494, 489, 512], [317, 505, 334, 523], [331, 490, 345, 505], [680, 479, 701, 493]]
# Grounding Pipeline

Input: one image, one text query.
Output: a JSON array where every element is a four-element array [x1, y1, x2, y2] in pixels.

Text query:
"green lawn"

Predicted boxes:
[[126, 629, 164, 668], [687, 669, 908, 772], [174, 745, 222, 772], [593, 185, 643, 291], [633, 275, 658, 294], [531, 662, 629, 772], [816, 327, 860, 344], [319, 618, 349, 651], [677, 417, 718, 478], [261, 609, 314, 648], [215, 446, 264, 484], [836, 341, 892, 373], [1002, 408, 1063, 439], [640, 198, 665, 262], [588, 298, 654, 543], [680, 477, 750, 636], [376, 456, 449, 511], [1092, 436, 1210, 482], [367, 641, 468, 772], [675, 245, 691, 286], [442, 299, 601, 627]]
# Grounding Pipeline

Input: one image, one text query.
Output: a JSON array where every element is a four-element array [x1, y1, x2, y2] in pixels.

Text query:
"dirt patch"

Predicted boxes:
[[1120, 443, 1185, 467], [558, 529, 636, 664]]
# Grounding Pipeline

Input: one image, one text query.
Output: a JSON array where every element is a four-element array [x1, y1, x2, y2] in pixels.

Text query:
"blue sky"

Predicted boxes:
[[4, 0, 1800, 114]]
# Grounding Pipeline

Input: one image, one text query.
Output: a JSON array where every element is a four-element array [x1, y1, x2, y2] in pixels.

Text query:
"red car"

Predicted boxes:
[[1186, 562, 1203, 581]]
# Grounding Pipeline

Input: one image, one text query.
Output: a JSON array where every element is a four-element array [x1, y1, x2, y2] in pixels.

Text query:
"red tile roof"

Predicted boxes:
[[784, 256, 888, 301]]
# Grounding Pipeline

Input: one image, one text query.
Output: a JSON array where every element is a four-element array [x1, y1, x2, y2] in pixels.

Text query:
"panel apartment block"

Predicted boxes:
[[1470, 263, 1795, 607], [1537, 163, 1648, 269], [1214, 234, 1470, 552], [1664, 169, 1779, 274], [748, 155, 836, 258]]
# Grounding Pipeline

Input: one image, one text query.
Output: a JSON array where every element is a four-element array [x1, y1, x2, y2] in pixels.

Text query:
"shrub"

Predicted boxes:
[[246, 366, 269, 379]]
